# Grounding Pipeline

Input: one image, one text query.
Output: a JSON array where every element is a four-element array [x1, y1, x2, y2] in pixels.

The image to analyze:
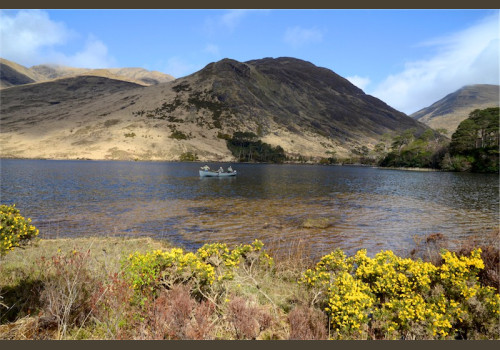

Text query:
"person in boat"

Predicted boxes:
[[201, 165, 210, 171], [228, 166, 233, 173], [218, 167, 224, 173]]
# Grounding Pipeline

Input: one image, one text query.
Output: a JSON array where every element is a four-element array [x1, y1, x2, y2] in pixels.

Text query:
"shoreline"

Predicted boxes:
[[0, 156, 439, 170], [4, 157, 498, 174]]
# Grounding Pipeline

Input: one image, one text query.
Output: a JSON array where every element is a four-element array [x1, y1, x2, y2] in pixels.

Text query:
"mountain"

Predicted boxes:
[[30, 64, 175, 86], [0, 57, 174, 89], [0, 58, 45, 88], [411, 84, 499, 135], [0, 57, 427, 161]]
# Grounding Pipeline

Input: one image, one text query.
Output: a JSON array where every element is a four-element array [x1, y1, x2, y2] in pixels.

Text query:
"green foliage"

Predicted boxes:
[[450, 107, 499, 153], [169, 129, 189, 140], [124, 248, 215, 303], [197, 240, 274, 281], [300, 248, 500, 339], [448, 107, 499, 173], [379, 128, 447, 168], [440, 154, 475, 172], [226, 132, 286, 163], [0, 204, 39, 256], [318, 157, 336, 165], [187, 95, 228, 129], [172, 82, 191, 92], [133, 99, 184, 120], [380, 108, 499, 172], [123, 240, 274, 303], [124, 132, 136, 138], [217, 132, 231, 140], [179, 152, 199, 161]]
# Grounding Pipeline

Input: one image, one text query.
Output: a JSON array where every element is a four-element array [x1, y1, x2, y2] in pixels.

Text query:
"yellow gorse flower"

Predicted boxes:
[[1, 204, 39, 256], [300, 247, 498, 340], [124, 239, 273, 303]]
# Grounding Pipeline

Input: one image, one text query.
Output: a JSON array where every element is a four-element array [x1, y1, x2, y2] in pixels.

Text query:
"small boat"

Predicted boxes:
[[199, 165, 237, 177], [199, 169, 237, 177]]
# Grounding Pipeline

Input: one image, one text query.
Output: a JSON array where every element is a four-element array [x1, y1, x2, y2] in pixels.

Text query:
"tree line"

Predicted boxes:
[[377, 107, 499, 173], [225, 131, 286, 163]]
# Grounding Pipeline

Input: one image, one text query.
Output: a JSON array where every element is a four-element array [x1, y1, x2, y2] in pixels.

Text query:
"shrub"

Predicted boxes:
[[226, 296, 272, 340], [179, 152, 198, 161], [288, 305, 328, 340], [89, 272, 136, 339], [169, 130, 189, 140], [196, 240, 274, 281], [38, 249, 98, 339], [0, 204, 39, 256], [123, 248, 215, 303], [140, 285, 195, 339], [300, 248, 500, 339], [127, 284, 215, 340]]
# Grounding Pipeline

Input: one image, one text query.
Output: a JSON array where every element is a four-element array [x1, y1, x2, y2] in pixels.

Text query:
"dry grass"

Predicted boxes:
[[0, 236, 171, 281]]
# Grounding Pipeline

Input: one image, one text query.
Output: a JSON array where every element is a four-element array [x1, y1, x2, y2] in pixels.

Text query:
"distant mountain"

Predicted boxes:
[[0, 57, 174, 89], [30, 64, 175, 86], [411, 84, 499, 135], [0, 57, 427, 161], [0, 58, 44, 88]]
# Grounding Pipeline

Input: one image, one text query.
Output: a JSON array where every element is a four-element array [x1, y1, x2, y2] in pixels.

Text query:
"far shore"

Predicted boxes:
[[0, 156, 443, 171]]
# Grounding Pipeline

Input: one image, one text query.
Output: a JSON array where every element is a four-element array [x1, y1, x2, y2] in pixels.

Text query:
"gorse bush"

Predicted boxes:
[[124, 248, 215, 304], [197, 240, 274, 281], [300, 248, 500, 339], [0, 204, 39, 256], [123, 240, 273, 303]]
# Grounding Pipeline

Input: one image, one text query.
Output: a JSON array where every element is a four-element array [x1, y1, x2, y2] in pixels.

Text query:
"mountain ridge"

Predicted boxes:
[[0, 57, 174, 89], [411, 84, 499, 134], [1, 56, 428, 161]]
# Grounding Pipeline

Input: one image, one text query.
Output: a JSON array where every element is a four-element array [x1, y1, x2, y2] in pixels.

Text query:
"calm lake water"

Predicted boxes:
[[1, 159, 498, 258]]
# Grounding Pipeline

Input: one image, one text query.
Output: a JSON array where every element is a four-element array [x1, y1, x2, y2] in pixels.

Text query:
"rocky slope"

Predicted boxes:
[[0, 57, 427, 161], [411, 84, 499, 135]]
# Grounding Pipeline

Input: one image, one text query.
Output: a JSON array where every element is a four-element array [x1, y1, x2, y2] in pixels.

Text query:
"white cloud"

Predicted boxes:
[[370, 14, 500, 115], [204, 43, 220, 56], [0, 10, 70, 65], [346, 75, 371, 91], [47, 36, 116, 68], [0, 10, 115, 68], [284, 26, 324, 48]]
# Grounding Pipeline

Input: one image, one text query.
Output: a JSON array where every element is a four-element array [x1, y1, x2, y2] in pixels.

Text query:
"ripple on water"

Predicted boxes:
[[2, 161, 497, 258]]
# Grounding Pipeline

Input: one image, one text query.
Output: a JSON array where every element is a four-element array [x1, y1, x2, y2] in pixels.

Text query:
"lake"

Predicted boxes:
[[1, 159, 498, 258]]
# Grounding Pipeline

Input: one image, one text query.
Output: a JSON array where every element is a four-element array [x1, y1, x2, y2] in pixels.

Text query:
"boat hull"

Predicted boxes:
[[199, 170, 237, 177]]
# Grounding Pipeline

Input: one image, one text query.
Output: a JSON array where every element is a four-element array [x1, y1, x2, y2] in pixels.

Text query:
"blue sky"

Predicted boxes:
[[1, 9, 498, 114]]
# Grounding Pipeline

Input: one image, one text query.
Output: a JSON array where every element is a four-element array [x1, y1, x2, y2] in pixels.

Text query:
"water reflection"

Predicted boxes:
[[1, 159, 498, 258]]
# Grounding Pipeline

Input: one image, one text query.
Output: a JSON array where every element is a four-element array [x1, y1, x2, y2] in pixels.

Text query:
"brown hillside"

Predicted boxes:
[[1, 57, 428, 161]]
